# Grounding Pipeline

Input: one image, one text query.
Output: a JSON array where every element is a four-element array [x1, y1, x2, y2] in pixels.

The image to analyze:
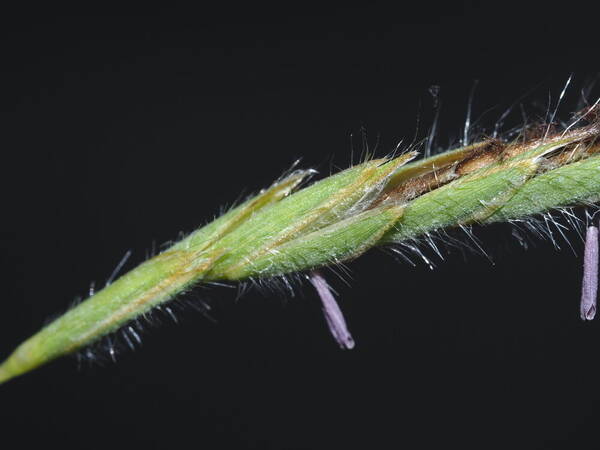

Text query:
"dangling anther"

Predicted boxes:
[[580, 214, 598, 321], [308, 270, 355, 349]]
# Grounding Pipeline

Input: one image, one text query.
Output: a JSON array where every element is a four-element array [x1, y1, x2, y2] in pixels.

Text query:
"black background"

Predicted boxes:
[[2, 5, 600, 449]]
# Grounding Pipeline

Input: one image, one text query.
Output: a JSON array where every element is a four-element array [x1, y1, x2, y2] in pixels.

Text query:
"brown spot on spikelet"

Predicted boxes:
[[455, 139, 506, 176]]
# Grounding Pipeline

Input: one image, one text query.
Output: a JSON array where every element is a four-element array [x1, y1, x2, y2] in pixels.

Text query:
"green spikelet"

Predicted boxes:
[[1, 117, 599, 385]]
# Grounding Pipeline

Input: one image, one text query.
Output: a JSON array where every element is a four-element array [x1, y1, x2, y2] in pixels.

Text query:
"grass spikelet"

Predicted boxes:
[[2, 100, 600, 385]]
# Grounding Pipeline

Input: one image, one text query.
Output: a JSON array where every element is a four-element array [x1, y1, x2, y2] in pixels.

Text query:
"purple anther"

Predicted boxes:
[[581, 219, 599, 321], [308, 270, 355, 349]]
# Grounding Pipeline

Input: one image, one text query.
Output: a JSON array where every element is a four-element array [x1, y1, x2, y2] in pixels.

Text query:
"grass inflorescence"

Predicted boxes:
[[1, 95, 600, 386]]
